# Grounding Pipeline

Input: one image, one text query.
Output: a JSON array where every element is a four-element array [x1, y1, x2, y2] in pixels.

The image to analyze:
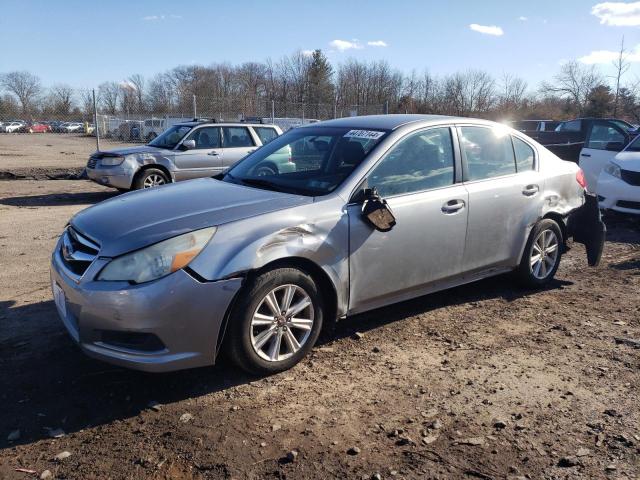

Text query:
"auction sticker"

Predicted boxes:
[[344, 130, 385, 140]]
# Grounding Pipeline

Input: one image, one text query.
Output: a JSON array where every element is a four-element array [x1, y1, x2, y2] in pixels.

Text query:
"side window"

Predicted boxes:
[[254, 127, 279, 145], [512, 136, 535, 172], [586, 124, 626, 150], [223, 127, 255, 147], [368, 127, 455, 197], [557, 120, 581, 132], [185, 127, 221, 149], [460, 127, 516, 181]]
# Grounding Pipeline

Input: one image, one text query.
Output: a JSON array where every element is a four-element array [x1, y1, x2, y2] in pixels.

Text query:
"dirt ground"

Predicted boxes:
[[0, 134, 135, 178], [0, 177, 639, 480]]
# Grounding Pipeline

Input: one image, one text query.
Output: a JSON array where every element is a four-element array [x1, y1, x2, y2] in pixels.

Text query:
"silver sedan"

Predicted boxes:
[[51, 115, 604, 374]]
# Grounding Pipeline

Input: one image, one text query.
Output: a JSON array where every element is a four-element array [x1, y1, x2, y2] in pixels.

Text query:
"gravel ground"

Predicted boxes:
[[0, 179, 639, 480], [0, 133, 135, 178]]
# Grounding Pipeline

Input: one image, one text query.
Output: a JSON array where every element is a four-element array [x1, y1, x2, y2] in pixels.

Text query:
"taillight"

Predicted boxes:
[[576, 169, 587, 189]]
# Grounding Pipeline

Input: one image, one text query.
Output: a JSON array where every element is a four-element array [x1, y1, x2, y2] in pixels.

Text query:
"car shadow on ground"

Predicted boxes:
[[0, 190, 118, 207], [0, 274, 572, 451]]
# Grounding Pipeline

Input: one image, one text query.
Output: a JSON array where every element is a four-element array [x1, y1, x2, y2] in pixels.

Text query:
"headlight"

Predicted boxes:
[[100, 155, 126, 166], [604, 162, 621, 179], [98, 227, 216, 283]]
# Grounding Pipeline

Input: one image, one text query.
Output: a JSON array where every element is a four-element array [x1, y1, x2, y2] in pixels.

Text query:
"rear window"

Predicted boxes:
[[254, 127, 279, 145]]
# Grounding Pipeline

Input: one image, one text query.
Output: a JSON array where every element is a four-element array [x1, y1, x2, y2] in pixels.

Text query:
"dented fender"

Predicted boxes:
[[187, 196, 350, 317]]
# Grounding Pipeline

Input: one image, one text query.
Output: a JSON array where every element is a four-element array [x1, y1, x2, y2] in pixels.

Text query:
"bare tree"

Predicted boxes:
[[98, 81, 120, 115], [128, 74, 146, 113], [542, 61, 603, 114], [498, 73, 528, 114], [49, 84, 74, 115], [611, 37, 630, 117], [1, 71, 42, 115]]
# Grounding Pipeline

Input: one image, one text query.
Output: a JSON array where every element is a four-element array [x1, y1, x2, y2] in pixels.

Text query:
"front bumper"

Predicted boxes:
[[50, 240, 242, 372], [86, 163, 135, 190], [597, 172, 640, 215]]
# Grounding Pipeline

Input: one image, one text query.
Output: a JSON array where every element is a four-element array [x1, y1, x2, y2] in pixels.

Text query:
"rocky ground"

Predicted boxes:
[[0, 178, 639, 480]]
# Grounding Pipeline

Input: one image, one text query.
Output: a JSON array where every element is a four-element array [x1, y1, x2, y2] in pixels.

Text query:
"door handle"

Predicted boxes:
[[442, 199, 465, 213], [522, 184, 539, 196], [208, 151, 219, 156], [581, 153, 591, 157]]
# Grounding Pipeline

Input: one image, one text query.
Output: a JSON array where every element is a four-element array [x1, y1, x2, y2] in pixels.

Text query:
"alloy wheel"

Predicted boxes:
[[143, 174, 166, 188], [250, 284, 314, 362], [530, 229, 559, 279]]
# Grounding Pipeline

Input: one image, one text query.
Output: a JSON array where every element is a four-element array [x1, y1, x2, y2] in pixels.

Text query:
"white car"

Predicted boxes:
[[64, 122, 84, 133], [596, 136, 640, 214], [2, 121, 25, 133]]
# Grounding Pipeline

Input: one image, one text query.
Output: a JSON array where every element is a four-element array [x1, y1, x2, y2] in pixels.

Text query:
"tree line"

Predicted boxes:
[[1, 47, 639, 122]]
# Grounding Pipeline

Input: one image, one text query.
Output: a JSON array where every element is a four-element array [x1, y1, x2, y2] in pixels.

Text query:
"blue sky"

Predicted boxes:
[[1, 0, 639, 90]]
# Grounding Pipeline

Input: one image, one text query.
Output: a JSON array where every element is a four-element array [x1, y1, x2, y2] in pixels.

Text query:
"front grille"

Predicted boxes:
[[617, 200, 640, 210], [60, 227, 100, 277], [621, 169, 640, 186], [87, 156, 98, 169]]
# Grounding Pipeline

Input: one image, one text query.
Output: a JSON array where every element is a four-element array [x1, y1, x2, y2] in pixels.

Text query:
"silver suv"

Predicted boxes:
[[86, 121, 284, 190]]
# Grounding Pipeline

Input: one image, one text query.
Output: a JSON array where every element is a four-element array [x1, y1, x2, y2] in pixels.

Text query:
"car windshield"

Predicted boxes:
[[223, 126, 389, 196], [611, 119, 635, 131], [148, 125, 192, 149]]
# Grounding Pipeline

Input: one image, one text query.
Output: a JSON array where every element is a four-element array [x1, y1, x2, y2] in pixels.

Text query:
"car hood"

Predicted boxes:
[[91, 145, 171, 157], [614, 151, 640, 171], [71, 178, 313, 257]]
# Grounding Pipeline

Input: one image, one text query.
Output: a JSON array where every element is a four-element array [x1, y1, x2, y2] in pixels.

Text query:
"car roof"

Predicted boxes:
[[299, 114, 488, 131], [174, 121, 279, 128]]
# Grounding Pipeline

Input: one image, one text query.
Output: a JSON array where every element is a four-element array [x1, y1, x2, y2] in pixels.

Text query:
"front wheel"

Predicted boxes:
[[224, 267, 324, 375], [516, 219, 563, 287], [133, 168, 170, 190]]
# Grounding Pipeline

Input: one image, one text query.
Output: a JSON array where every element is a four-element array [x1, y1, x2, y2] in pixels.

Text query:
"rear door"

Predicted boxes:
[[220, 126, 257, 170], [173, 126, 223, 180], [579, 120, 629, 191], [459, 126, 545, 273]]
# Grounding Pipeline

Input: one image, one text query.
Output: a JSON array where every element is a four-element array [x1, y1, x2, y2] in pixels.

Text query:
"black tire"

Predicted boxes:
[[516, 219, 563, 288], [224, 267, 324, 375], [254, 163, 278, 176], [133, 168, 170, 190]]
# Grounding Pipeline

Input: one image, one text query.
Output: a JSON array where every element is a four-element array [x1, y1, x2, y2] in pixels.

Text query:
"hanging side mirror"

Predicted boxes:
[[361, 187, 396, 232]]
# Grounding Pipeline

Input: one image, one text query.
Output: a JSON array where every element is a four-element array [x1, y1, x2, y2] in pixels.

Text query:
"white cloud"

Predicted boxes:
[[329, 39, 363, 51], [301, 50, 314, 57], [518, 16, 528, 21], [142, 14, 182, 21], [469, 23, 504, 36], [579, 44, 640, 63], [367, 40, 388, 47], [592, 2, 640, 26]]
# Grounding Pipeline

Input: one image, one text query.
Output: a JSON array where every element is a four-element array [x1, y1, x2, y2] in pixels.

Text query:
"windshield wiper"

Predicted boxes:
[[239, 177, 291, 193]]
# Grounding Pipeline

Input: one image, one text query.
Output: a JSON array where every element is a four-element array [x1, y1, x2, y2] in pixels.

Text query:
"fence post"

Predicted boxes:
[[271, 99, 275, 124], [192, 94, 197, 119], [384, 100, 389, 115], [92, 89, 100, 152]]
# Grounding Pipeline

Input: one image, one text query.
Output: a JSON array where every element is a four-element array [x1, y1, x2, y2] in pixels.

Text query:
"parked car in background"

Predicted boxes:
[[54, 115, 604, 374], [63, 122, 85, 133], [510, 119, 560, 134], [141, 117, 188, 142], [535, 118, 637, 162], [1, 121, 25, 133], [25, 122, 52, 133], [86, 121, 284, 190], [116, 120, 144, 141]]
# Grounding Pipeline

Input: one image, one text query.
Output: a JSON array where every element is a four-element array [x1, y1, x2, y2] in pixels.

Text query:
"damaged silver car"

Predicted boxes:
[[51, 115, 604, 374]]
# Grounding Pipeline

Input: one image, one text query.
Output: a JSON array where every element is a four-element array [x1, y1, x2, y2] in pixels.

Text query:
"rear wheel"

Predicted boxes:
[[133, 168, 170, 190], [517, 219, 563, 287], [255, 163, 278, 176], [224, 267, 324, 375]]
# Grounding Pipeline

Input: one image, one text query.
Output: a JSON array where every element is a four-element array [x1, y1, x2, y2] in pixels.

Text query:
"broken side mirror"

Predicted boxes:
[[361, 187, 396, 232]]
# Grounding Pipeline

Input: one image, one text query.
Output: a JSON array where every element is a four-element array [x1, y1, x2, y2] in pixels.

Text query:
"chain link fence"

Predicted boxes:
[[0, 93, 387, 151]]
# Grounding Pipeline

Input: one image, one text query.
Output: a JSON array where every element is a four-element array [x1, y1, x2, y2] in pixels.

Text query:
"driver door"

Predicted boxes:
[[347, 127, 468, 314], [173, 126, 223, 180], [579, 121, 629, 191]]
